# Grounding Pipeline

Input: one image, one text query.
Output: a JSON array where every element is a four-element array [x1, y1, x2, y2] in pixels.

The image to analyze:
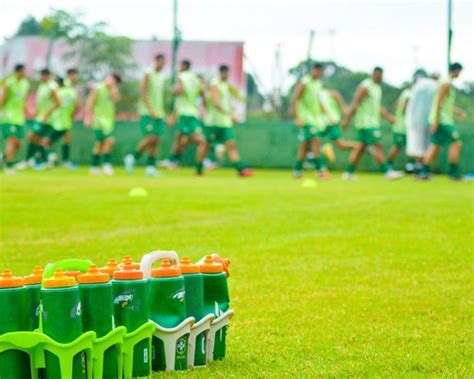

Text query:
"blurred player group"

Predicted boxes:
[[0, 55, 467, 180]]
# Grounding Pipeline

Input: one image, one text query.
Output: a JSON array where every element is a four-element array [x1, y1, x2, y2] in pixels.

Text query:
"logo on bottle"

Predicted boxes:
[[176, 337, 187, 357]]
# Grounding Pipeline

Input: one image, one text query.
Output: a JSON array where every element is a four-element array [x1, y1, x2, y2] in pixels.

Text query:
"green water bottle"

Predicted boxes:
[[78, 264, 118, 379], [113, 260, 150, 377], [149, 259, 188, 371], [0, 269, 31, 379], [24, 266, 43, 331], [41, 269, 85, 379], [179, 256, 206, 366], [200, 255, 230, 360]]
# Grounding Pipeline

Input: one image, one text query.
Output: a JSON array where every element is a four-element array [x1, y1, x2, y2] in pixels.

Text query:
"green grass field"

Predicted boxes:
[[1, 168, 473, 377]]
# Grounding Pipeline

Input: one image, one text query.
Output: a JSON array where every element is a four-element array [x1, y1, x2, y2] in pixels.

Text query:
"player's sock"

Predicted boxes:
[[448, 163, 459, 176], [196, 161, 204, 175], [295, 160, 304, 171], [25, 143, 37, 161], [233, 161, 245, 172], [146, 155, 156, 166], [387, 159, 394, 168], [134, 151, 142, 160], [379, 163, 389, 173], [312, 158, 322, 171], [346, 164, 356, 173], [5, 161, 14, 169], [91, 154, 101, 167], [36, 146, 47, 163], [62, 144, 70, 162], [421, 164, 431, 174], [103, 154, 112, 164]]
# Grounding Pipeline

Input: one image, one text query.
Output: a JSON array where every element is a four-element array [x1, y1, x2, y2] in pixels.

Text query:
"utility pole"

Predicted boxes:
[[447, 0, 453, 71], [171, 0, 181, 84], [328, 28, 336, 62], [306, 30, 315, 72]]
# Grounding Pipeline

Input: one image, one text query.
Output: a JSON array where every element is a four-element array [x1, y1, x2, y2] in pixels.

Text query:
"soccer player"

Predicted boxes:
[[59, 68, 80, 168], [320, 89, 357, 152], [386, 84, 412, 170], [291, 62, 327, 179], [21, 68, 60, 168], [417, 62, 466, 180], [196, 64, 254, 177], [0, 64, 30, 174], [124, 54, 167, 176], [340, 67, 403, 180], [166, 60, 206, 169], [41, 77, 79, 164], [84, 73, 122, 175]]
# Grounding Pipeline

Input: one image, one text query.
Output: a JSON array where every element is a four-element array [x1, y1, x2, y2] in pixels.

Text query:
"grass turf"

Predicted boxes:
[[1, 168, 473, 377]]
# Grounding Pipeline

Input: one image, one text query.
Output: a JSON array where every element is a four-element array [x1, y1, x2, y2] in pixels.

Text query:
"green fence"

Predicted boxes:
[[5, 120, 474, 172]]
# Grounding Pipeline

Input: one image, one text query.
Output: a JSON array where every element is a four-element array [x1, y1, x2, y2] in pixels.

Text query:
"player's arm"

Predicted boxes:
[[229, 84, 243, 102], [84, 89, 96, 127], [141, 73, 157, 118], [430, 83, 450, 133], [331, 90, 349, 115], [0, 82, 9, 108], [453, 107, 466, 120], [341, 86, 367, 129], [41, 88, 61, 122], [210, 84, 227, 114], [380, 106, 395, 124], [173, 78, 184, 96], [291, 82, 305, 127]]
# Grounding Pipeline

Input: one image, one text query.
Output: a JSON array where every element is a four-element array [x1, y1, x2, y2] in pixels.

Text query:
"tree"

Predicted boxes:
[[15, 16, 42, 36]]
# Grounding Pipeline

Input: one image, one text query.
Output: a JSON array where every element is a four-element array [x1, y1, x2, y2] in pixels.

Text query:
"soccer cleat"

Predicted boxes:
[[405, 162, 415, 174], [145, 165, 160, 177], [384, 169, 404, 180], [48, 152, 57, 166], [415, 172, 432, 180], [203, 158, 218, 170], [449, 174, 463, 182], [294, 170, 303, 179], [159, 159, 178, 169], [318, 170, 331, 180], [239, 168, 254, 177], [62, 161, 78, 170], [342, 172, 356, 181], [102, 163, 114, 176], [15, 161, 29, 170], [4, 168, 16, 175], [322, 143, 336, 163], [89, 167, 101, 176], [124, 154, 135, 173], [33, 163, 45, 171]]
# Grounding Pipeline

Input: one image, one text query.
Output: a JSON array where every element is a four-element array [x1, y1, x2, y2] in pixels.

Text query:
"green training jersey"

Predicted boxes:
[[51, 86, 78, 131], [36, 80, 58, 123], [1, 75, 30, 126], [175, 71, 201, 118], [429, 77, 455, 126], [92, 82, 115, 132], [393, 88, 411, 134], [296, 75, 324, 128], [354, 78, 382, 129], [321, 90, 342, 124], [204, 78, 236, 128], [138, 68, 166, 118]]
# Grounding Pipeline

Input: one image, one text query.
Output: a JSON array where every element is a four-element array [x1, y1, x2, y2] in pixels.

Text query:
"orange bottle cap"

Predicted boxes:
[[200, 255, 224, 274], [210, 253, 231, 277], [77, 264, 110, 284], [43, 269, 76, 288], [151, 259, 182, 278], [0, 269, 25, 288], [99, 259, 119, 277], [121, 256, 141, 270], [179, 256, 200, 274], [64, 270, 81, 279], [113, 260, 144, 280], [24, 266, 43, 285]]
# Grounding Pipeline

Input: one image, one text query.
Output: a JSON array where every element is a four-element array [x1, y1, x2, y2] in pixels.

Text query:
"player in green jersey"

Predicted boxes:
[[417, 62, 466, 180], [124, 54, 167, 176], [291, 62, 328, 179], [195, 64, 254, 177], [21, 68, 60, 169], [40, 77, 79, 166], [0, 64, 30, 174], [58, 68, 80, 168], [341, 67, 403, 180], [386, 85, 414, 170], [84, 73, 122, 175], [165, 60, 206, 169]]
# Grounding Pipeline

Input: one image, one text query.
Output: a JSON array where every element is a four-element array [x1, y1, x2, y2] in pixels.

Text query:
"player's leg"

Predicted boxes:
[[90, 131, 103, 175], [334, 139, 358, 150], [343, 142, 365, 180], [224, 131, 253, 177], [101, 136, 115, 175], [189, 131, 206, 175], [447, 141, 462, 180], [4, 136, 21, 174], [195, 141, 210, 176], [387, 145, 400, 168], [310, 137, 329, 179], [371, 142, 402, 179], [295, 140, 308, 178], [60, 131, 75, 168], [145, 134, 160, 176], [417, 144, 440, 179]]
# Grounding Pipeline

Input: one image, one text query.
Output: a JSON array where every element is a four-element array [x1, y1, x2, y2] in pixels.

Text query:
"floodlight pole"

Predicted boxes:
[[171, 0, 180, 84], [306, 30, 315, 72], [447, 0, 453, 71]]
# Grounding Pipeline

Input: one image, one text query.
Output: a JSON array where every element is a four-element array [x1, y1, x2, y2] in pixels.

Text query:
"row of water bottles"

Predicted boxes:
[[0, 252, 231, 378]]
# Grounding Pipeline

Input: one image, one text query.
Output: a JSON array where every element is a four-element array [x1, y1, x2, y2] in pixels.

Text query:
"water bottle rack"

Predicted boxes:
[[0, 311, 234, 377]]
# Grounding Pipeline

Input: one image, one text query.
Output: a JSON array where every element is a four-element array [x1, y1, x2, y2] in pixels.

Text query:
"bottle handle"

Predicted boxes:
[[140, 250, 179, 279]]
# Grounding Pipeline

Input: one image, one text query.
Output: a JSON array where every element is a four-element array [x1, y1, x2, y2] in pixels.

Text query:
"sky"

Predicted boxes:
[[1, 0, 473, 93]]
